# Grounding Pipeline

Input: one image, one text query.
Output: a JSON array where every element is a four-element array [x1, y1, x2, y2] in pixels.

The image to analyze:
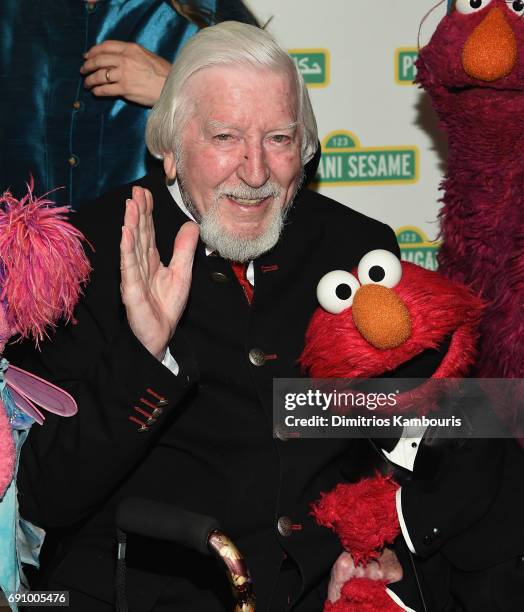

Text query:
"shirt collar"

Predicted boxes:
[[167, 179, 216, 257], [166, 179, 197, 223], [165, 180, 255, 282]]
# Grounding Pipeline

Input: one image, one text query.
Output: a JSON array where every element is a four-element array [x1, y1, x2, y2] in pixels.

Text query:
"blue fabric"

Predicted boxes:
[[0, 432, 44, 611], [0, 358, 37, 609], [0, 426, 43, 612], [0, 359, 33, 430], [0, 0, 217, 208], [448, 0, 454, 13]]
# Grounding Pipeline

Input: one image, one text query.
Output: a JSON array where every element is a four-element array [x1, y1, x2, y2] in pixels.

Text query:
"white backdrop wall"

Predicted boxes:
[[244, 0, 447, 270]]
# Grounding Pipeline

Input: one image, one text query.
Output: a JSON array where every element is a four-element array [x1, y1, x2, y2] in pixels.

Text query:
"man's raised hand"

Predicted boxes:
[[120, 186, 199, 360]]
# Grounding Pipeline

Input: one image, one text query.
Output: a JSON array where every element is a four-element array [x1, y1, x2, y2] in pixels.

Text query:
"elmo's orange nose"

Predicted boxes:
[[352, 285, 411, 350], [462, 7, 517, 82]]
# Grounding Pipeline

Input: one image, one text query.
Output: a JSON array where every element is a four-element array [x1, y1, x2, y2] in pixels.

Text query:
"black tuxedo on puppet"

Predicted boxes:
[[341, 399, 524, 612], [16, 165, 399, 611]]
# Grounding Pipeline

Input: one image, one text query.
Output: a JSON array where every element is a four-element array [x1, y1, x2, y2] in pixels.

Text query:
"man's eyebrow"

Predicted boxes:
[[205, 120, 299, 132], [206, 120, 236, 131], [269, 122, 298, 132]]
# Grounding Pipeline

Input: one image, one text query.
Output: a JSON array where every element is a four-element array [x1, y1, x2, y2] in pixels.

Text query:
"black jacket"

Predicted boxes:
[[16, 166, 399, 611]]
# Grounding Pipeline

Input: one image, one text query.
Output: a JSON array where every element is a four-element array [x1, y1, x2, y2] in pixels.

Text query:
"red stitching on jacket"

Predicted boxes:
[[134, 406, 153, 419], [140, 398, 157, 410], [146, 388, 166, 401], [261, 265, 279, 273], [129, 416, 147, 428]]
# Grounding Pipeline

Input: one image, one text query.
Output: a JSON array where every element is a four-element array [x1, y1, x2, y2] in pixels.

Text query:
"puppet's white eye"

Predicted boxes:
[[357, 250, 402, 289], [316, 270, 360, 314], [455, 0, 493, 14], [509, 0, 524, 15]]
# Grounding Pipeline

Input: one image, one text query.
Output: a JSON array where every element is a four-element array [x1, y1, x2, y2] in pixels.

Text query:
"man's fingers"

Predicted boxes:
[[144, 188, 156, 254], [379, 548, 403, 584], [133, 186, 153, 273], [123, 197, 139, 232], [327, 552, 357, 602], [327, 548, 404, 604], [362, 559, 382, 581], [168, 222, 199, 278], [123, 198, 147, 279], [120, 226, 143, 288]]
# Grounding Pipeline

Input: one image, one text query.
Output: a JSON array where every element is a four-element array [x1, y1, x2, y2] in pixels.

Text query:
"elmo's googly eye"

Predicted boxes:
[[455, 0, 493, 14], [357, 250, 402, 289], [509, 0, 524, 14], [317, 270, 361, 314]]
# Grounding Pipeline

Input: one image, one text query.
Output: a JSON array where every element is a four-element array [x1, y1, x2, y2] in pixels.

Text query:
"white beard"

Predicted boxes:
[[177, 168, 303, 262]]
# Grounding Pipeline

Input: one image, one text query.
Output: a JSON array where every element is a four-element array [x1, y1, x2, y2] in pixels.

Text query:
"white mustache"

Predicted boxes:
[[219, 183, 282, 200]]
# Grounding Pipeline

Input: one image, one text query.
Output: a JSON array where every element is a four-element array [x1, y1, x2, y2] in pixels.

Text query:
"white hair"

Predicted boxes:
[[145, 21, 318, 164]]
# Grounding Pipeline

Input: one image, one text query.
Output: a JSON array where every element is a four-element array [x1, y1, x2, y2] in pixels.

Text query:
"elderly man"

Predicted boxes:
[[17, 22, 400, 611]]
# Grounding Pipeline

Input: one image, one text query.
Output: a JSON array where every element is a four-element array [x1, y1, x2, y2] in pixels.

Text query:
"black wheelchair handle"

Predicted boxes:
[[115, 497, 219, 556]]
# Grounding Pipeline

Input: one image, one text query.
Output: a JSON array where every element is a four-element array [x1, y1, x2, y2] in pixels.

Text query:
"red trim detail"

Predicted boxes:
[[129, 416, 147, 427], [291, 524, 303, 531], [140, 397, 157, 410], [261, 265, 279, 273], [146, 388, 166, 402], [134, 406, 153, 419], [264, 353, 278, 361]]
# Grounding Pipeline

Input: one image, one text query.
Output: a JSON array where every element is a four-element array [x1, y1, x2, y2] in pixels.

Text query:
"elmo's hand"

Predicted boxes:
[[312, 474, 400, 565]]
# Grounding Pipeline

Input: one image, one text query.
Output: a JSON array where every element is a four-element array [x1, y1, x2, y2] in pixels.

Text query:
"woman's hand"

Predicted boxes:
[[81, 41, 171, 107]]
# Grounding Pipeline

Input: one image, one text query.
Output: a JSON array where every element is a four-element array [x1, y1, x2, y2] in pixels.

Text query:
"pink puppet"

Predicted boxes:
[[0, 183, 90, 607]]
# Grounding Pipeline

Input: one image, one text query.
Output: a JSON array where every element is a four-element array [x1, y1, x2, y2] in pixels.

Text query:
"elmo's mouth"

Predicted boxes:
[[349, 335, 453, 395], [380, 334, 452, 380]]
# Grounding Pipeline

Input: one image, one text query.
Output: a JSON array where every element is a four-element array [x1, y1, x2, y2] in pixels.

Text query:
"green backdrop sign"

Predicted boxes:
[[396, 226, 440, 271], [395, 48, 418, 84], [315, 131, 419, 186], [289, 49, 330, 86]]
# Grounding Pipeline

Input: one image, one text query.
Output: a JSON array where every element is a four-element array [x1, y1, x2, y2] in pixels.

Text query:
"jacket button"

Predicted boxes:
[[432, 527, 440, 537], [423, 535, 433, 546], [156, 399, 168, 407], [277, 516, 293, 537], [68, 155, 79, 167], [249, 348, 266, 367], [211, 271, 228, 283]]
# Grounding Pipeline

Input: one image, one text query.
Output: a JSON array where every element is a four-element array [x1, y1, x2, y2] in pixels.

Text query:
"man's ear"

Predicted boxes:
[[163, 152, 177, 180]]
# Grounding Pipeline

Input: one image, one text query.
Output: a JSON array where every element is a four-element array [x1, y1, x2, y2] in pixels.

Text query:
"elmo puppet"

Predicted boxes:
[[301, 250, 524, 611]]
